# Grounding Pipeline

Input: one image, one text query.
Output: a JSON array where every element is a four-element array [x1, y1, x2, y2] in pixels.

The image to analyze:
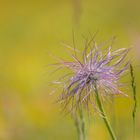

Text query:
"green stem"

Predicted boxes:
[[130, 64, 137, 140], [79, 108, 86, 140], [94, 84, 117, 140], [74, 108, 86, 140], [74, 115, 81, 140]]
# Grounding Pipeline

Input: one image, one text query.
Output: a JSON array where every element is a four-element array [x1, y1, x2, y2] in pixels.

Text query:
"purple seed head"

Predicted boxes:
[[54, 39, 130, 112]]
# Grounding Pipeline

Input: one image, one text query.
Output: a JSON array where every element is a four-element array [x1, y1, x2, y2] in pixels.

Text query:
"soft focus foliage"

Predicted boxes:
[[0, 0, 140, 140]]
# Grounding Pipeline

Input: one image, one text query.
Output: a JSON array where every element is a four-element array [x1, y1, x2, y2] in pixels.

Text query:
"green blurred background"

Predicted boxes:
[[0, 0, 140, 140]]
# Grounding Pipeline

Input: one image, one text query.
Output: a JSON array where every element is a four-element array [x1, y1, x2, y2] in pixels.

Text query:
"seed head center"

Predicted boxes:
[[88, 72, 98, 82]]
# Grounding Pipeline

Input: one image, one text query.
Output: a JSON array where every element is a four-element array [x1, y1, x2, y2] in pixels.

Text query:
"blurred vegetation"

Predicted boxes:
[[0, 0, 140, 140]]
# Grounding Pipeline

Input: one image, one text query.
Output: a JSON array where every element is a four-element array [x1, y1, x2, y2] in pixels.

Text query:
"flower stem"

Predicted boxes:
[[73, 108, 86, 140], [130, 64, 137, 140], [94, 84, 117, 140], [74, 114, 81, 140], [79, 108, 86, 140]]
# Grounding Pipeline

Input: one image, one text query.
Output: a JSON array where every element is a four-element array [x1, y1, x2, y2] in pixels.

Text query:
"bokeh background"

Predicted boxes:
[[0, 0, 140, 140]]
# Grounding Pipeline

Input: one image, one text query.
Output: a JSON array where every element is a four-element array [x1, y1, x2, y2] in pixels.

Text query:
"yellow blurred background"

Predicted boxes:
[[0, 0, 140, 140]]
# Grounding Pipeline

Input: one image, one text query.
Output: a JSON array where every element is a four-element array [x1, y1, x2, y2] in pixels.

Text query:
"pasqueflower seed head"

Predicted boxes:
[[53, 39, 130, 112]]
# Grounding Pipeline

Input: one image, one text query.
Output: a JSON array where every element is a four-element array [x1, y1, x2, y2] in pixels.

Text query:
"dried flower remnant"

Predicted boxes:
[[54, 39, 130, 113]]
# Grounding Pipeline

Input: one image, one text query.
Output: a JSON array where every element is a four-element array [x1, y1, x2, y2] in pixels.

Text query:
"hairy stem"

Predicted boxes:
[[130, 64, 137, 139], [94, 84, 117, 140], [79, 108, 86, 140], [73, 108, 86, 140]]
